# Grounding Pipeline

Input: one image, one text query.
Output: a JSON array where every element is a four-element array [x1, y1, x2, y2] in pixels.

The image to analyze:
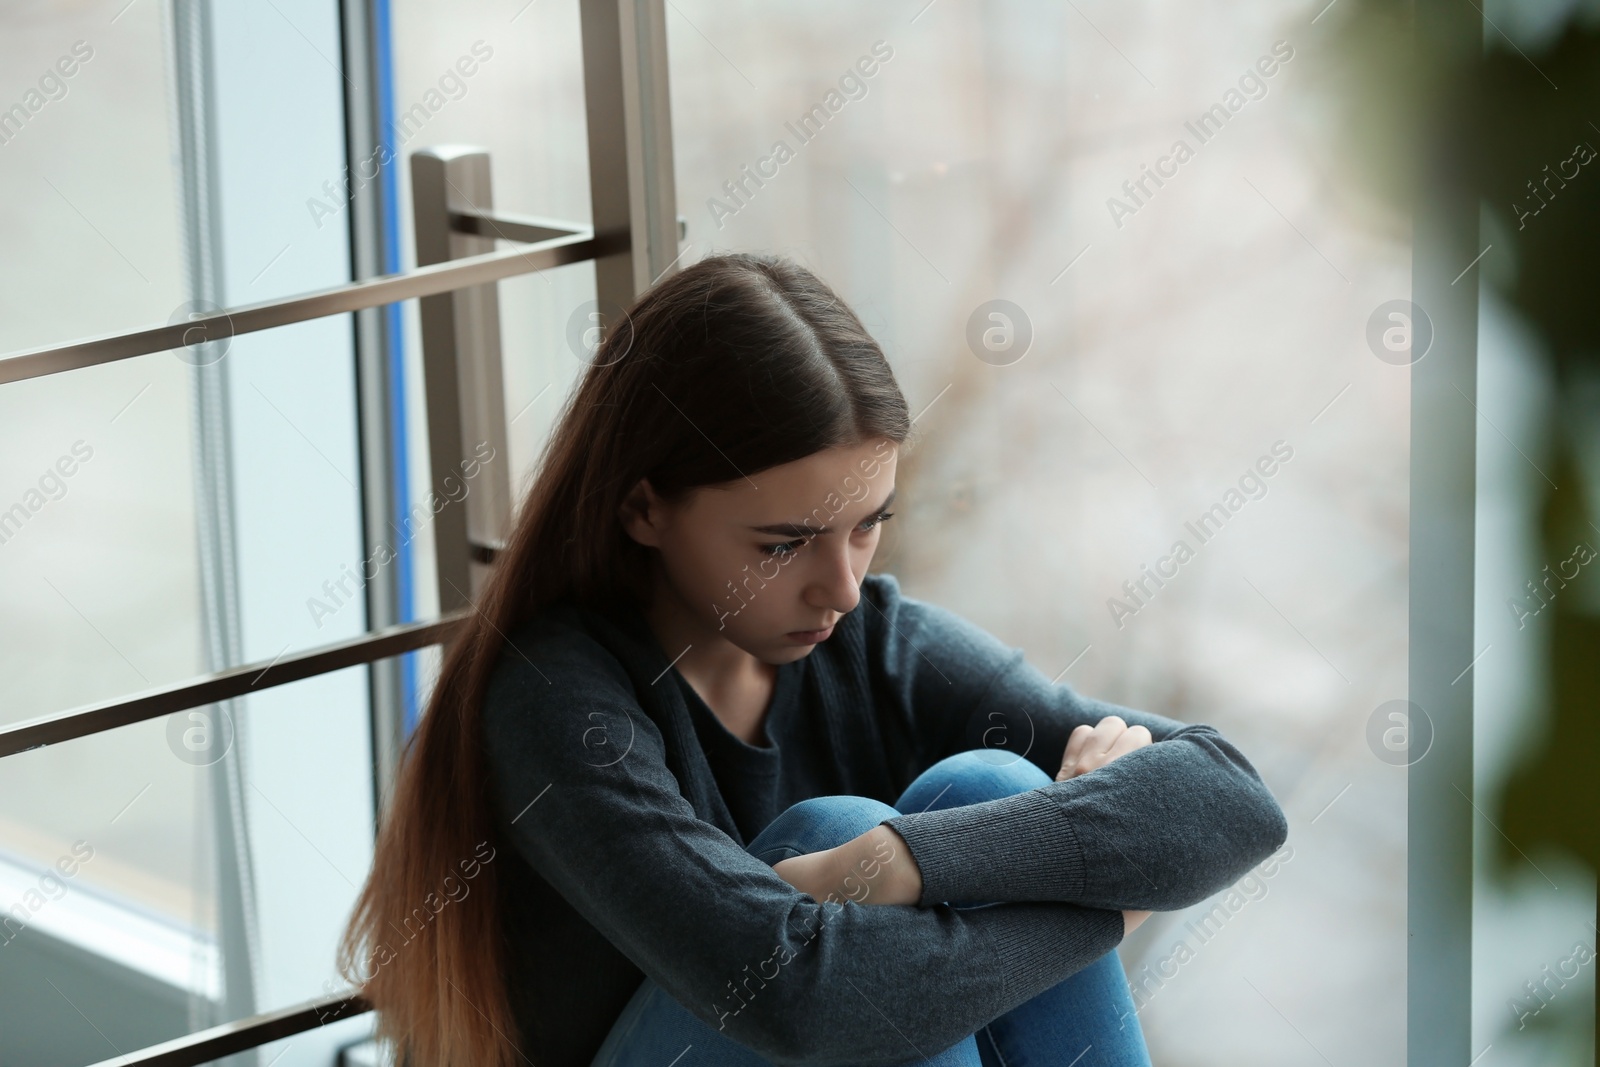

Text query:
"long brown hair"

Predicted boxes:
[[336, 251, 913, 1067]]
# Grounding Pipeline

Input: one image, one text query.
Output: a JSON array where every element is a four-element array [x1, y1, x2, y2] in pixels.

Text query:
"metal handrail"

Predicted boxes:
[[84, 992, 370, 1067], [0, 613, 466, 758], [0, 223, 626, 386], [449, 208, 585, 244]]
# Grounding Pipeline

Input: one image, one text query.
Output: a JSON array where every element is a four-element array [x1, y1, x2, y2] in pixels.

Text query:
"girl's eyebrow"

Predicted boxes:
[[749, 487, 897, 537]]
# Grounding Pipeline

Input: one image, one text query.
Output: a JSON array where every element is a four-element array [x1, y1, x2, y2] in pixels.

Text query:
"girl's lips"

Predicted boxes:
[[786, 624, 834, 644]]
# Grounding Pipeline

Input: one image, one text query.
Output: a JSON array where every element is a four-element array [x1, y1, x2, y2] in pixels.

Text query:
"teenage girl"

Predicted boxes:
[[338, 252, 1289, 1067]]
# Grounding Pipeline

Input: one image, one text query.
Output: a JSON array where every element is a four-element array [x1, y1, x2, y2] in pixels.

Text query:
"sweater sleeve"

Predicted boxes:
[[863, 573, 1289, 912], [481, 620, 1127, 1067]]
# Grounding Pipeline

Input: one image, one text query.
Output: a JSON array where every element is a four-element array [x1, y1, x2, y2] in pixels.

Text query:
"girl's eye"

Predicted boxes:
[[859, 511, 895, 533], [759, 513, 892, 557]]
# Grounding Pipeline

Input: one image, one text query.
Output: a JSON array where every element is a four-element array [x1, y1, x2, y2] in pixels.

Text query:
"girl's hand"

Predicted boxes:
[[1056, 715, 1153, 781], [1063, 720, 1159, 939], [771, 825, 921, 906]]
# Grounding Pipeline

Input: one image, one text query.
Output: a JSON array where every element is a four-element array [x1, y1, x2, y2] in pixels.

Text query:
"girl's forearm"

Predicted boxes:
[[776, 827, 1151, 935], [771, 825, 923, 905]]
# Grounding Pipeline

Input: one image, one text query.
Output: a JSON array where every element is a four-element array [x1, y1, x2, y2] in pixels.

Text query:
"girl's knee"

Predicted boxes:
[[750, 795, 899, 860], [784, 794, 900, 829], [901, 749, 1053, 810]]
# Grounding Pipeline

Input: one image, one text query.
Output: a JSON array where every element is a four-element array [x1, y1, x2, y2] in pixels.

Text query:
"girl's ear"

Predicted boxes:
[[618, 477, 665, 547]]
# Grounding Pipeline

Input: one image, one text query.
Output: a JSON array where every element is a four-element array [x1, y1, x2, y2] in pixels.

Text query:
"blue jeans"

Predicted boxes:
[[588, 750, 1153, 1067]]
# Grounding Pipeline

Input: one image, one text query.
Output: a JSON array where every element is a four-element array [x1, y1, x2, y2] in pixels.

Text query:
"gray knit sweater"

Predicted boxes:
[[480, 572, 1287, 1067]]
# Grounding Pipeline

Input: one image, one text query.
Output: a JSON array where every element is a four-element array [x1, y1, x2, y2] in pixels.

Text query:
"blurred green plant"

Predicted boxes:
[[1319, 0, 1597, 1042]]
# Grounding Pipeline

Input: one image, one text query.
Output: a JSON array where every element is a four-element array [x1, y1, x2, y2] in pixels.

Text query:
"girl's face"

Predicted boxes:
[[622, 437, 899, 664]]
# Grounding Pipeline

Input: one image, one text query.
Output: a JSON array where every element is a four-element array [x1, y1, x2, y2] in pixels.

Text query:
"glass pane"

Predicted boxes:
[[0, 667, 375, 1066], [1463, 7, 1599, 1057], [388, 0, 595, 626], [667, 2, 1408, 1060], [0, 0, 207, 969], [2, 2, 381, 1064], [1473, 285, 1598, 1062]]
